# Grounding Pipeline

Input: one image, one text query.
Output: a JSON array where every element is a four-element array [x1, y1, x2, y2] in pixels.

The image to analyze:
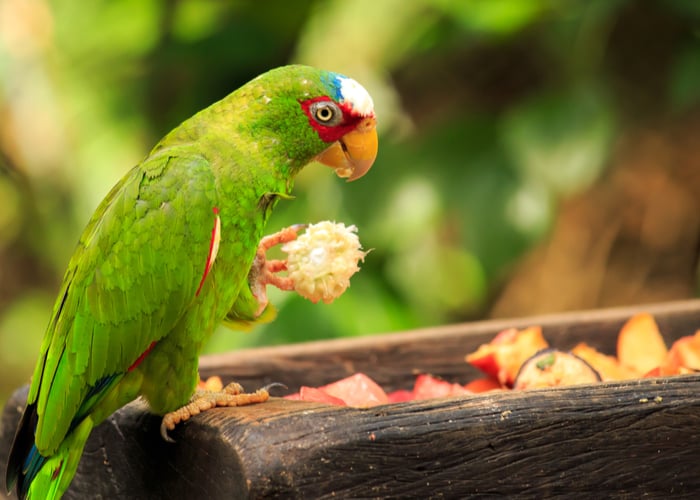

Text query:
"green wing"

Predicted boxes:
[[28, 149, 218, 455]]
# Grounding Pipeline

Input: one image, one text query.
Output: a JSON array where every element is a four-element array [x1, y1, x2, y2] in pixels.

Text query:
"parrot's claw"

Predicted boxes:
[[248, 225, 305, 316], [160, 382, 272, 443]]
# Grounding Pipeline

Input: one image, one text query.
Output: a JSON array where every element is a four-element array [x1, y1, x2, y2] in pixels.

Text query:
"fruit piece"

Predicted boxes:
[[282, 221, 367, 304], [571, 342, 638, 381], [412, 374, 470, 400], [386, 389, 414, 403], [297, 386, 347, 405], [463, 377, 502, 393], [513, 349, 602, 390], [617, 313, 668, 375], [197, 375, 224, 391], [465, 328, 516, 380], [642, 365, 690, 377], [466, 326, 549, 386], [319, 373, 389, 407], [666, 330, 700, 372]]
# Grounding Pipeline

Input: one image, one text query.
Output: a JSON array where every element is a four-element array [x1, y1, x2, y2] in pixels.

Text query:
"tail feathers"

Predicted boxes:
[[6, 402, 38, 498], [28, 417, 93, 500], [21, 443, 46, 498], [7, 413, 94, 500]]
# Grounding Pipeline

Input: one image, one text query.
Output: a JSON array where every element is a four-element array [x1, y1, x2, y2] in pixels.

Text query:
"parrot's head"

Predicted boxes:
[[241, 65, 378, 182], [300, 70, 377, 181]]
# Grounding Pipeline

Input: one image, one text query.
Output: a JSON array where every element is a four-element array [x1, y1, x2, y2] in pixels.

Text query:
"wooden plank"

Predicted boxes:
[[2, 300, 700, 497], [221, 377, 700, 498], [3, 377, 700, 498]]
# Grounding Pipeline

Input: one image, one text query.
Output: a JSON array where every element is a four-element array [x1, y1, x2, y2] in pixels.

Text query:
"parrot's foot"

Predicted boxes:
[[160, 382, 272, 442], [249, 224, 306, 316]]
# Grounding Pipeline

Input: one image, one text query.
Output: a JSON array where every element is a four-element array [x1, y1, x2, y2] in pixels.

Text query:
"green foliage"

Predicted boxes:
[[502, 86, 615, 197], [2, 0, 699, 401], [669, 44, 700, 111], [432, 0, 551, 35]]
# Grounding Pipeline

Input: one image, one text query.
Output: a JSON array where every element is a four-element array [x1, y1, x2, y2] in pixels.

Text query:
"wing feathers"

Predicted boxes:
[[27, 152, 216, 454]]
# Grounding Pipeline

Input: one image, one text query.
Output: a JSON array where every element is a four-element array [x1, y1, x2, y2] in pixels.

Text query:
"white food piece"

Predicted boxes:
[[282, 221, 367, 304]]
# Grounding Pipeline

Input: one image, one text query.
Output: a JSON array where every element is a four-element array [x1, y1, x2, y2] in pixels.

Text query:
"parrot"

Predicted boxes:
[[5, 64, 377, 499]]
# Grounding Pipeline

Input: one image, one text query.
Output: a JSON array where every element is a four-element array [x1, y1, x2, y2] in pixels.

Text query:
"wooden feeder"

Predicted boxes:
[[2, 300, 700, 498]]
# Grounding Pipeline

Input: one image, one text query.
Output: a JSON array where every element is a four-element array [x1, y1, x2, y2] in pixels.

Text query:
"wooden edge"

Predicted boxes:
[[200, 298, 700, 370], [186, 374, 700, 497]]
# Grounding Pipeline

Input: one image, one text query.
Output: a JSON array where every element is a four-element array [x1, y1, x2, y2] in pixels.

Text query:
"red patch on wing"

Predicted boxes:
[[299, 96, 363, 143], [128, 341, 157, 372], [196, 207, 221, 296], [52, 460, 63, 480]]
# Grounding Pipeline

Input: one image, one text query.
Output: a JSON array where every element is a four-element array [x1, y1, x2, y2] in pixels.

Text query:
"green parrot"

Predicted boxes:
[[5, 65, 377, 499]]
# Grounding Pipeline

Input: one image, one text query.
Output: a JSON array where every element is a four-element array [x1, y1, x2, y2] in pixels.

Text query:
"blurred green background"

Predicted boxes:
[[3, 0, 700, 405]]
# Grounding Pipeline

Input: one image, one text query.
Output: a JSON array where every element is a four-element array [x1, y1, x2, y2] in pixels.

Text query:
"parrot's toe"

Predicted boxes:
[[248, 225, 305, 317], [160, 382, 272, 442]]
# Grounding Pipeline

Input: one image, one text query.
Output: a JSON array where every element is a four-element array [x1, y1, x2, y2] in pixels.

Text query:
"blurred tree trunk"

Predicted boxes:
[[490, 112, 700, 318]]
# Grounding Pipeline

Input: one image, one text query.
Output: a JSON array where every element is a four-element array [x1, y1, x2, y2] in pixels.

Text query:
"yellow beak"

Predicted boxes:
[[315, 116, 378, 181]]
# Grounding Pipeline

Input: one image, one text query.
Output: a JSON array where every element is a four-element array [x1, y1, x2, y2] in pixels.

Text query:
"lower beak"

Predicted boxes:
[[315, 117, 377, 181]]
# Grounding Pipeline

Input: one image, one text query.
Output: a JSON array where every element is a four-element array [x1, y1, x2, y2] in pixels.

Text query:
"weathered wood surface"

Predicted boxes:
[[3, 300, 700, 498]]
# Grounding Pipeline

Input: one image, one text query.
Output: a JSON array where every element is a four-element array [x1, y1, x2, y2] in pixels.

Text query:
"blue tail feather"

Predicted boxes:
[[7, 374, 121, 499]]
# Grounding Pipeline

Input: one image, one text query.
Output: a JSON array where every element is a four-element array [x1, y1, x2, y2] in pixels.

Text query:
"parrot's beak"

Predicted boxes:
[[315, 116, 377, 181]]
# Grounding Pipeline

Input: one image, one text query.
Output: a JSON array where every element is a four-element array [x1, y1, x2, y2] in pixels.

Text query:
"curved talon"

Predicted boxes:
[[160, 420, 176, 443], [261, 382, 288, 394]]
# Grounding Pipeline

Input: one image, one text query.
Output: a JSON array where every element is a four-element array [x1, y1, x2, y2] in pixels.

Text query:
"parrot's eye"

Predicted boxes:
[[310, 101, 342, 126]]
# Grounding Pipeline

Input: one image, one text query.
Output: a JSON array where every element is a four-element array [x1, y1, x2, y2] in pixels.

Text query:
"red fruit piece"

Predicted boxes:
[[283, 386, 347, 406], [463, 377, 501, 393], [666, 330, 700, 372], [466, 326, 549, 386], [412, 374, 470, 400], [319, 373, 389, 407], [386, 389, 414, 403], [300, 386, 347, 405]]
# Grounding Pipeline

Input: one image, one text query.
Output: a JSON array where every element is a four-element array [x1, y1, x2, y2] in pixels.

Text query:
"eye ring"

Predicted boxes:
[[310, 101, 342, 126]]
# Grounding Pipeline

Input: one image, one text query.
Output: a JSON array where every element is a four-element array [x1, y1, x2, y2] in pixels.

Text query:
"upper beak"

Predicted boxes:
[[315, 116, 377, 181]]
